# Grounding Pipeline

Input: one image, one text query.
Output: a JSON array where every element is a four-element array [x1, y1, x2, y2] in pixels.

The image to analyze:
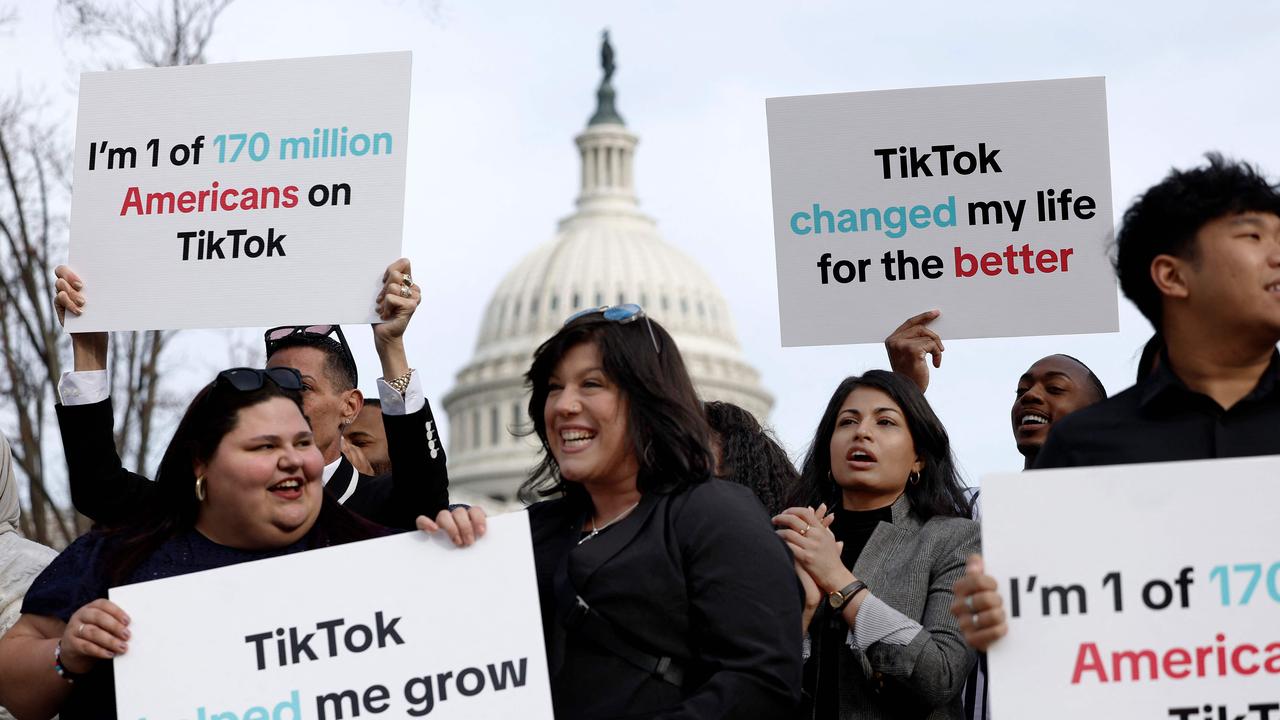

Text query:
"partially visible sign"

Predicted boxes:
[[766, 77, 1117, 346], [67, 52, 411, 332], [111, 511, 554, 719], [982, 457, 1280, 720]]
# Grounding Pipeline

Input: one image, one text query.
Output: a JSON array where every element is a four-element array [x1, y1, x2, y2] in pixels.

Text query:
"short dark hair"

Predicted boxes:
[[787, 370, 971, 521], [520, 311, 714, 503], [103, 371, 378, 584], [267, 333, 357, 392], [705, 401, 796, 515], [1115, 153, 1280, 326], [1049, 354, 1107, 401]]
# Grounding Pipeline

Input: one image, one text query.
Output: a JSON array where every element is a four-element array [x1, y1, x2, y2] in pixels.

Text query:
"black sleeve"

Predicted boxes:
[[367, 397, 450, 529], [1030, 421, 1078, 470], [660, 483, 804, 719], [56, 398, 157, 526]]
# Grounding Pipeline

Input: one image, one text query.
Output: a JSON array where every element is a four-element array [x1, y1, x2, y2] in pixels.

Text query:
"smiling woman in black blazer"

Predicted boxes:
[[522, 305, 802, 720]]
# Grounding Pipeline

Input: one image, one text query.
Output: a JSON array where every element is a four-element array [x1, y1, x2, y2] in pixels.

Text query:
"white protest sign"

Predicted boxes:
[[109, 511, 554, 720], [66, 52, 411, 332], [981, 456, 1280, 720], [766, 77, 1118, 346]]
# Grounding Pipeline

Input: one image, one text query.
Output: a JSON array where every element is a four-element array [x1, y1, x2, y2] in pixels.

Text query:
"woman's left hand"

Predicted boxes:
[[773, 504, 852, 593], [416, 506, 487, 547]]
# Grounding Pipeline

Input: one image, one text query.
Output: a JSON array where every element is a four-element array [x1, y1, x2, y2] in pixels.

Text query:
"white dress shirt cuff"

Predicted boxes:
[[58, 370, 109, 406], [376, 372, 424, 415], [850, 593, 923, 651]]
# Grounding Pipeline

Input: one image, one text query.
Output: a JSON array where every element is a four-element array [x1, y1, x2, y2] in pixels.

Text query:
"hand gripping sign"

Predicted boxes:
[[110, 512, 554, 720], [981, 456, 1280, 720]]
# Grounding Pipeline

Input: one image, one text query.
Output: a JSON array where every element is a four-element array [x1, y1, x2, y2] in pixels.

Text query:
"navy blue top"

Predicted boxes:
[[22, 528, 321, 719]]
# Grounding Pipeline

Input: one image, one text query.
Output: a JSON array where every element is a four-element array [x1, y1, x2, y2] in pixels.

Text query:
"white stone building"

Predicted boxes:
[[442, 46, 773, 502]]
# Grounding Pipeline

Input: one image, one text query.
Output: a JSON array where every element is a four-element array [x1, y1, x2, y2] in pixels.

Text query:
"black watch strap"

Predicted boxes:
[[829, 579, 868, 610]]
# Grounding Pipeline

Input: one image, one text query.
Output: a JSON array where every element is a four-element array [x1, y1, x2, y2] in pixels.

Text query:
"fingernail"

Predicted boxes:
[[74, 281, 84, 290], [118, 643, 127, 652], [123, 629, 131, 639]]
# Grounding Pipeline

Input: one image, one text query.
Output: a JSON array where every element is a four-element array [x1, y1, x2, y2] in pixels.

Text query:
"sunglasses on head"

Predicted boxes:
[[215, 367, 304, 392], [563, 303, 660, 353], [264, 324, 358, 384]]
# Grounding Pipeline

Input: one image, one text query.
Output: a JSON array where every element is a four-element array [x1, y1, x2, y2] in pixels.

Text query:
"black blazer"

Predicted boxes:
[[55, 397, 449, 530], [529, 479, 803, 720]]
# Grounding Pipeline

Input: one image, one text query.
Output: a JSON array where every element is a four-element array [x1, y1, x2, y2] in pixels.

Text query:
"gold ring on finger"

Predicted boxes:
[[402, 274, 413, 288], [971, 613, 981, 629], [800, 524, 811, 536], [78, 623, 85, 636], [399, 284, 411, 298]]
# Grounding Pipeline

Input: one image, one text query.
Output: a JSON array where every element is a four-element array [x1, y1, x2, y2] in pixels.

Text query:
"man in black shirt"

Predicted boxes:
[[1035, 154, 1280, 468], [953, 153, 1280, 656]]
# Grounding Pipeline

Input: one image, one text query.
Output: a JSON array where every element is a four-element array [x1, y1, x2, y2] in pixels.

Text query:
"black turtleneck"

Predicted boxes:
[[811, 503, 893, 720]]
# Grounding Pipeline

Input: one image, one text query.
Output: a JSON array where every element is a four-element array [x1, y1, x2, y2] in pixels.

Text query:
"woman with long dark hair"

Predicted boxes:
[[775, 370, 978, 719], [0, 368, 481, 719], [524, 305, 802, 719]]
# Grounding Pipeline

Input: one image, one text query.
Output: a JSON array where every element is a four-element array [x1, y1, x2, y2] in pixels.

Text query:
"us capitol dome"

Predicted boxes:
[[442, 34, 773, 500]]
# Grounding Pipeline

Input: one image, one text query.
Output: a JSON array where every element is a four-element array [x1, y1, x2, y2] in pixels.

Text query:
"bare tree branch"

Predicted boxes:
[[0, 1, 235, 547]]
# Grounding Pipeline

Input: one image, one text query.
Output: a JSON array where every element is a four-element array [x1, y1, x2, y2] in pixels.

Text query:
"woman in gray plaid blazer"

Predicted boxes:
[[775, 370, 980, 719]]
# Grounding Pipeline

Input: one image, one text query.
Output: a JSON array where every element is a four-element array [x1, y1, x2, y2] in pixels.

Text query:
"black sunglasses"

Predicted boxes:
[[215, 367, 304, 392], [263, 324, 358, 384]]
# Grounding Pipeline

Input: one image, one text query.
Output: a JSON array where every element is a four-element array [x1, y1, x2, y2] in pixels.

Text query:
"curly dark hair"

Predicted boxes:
[[1115, 153, 1280, 326], [520, 311, 714, 503], [704, 401, 795, 515], [788, 370, 971, 521]]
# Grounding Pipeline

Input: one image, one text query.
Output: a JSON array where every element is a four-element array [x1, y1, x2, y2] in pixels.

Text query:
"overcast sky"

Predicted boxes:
[[6, 0, 1280, 487]]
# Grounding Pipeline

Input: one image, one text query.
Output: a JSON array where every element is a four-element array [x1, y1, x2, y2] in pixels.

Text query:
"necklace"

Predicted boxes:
[[578, 500, 641, 545]]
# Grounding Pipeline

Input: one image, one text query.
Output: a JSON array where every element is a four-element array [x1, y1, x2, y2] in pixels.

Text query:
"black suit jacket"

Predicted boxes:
[[56, 397, 449, 531], [528, 479, 803, 720]]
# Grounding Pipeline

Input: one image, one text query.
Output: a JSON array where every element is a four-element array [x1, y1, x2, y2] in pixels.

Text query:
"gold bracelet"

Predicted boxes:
[[384, 368, 414, 396]]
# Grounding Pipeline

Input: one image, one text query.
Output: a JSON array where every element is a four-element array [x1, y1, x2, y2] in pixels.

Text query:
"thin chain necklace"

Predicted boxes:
[[578, 500, 641, 545]]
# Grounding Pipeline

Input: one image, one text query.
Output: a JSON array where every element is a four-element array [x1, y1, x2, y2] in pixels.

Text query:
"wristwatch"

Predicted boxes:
[[828, 579, 868, 610]]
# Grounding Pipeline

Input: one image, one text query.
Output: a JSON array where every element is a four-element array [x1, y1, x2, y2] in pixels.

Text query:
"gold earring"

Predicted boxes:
[[194, 475, 207, 501], [908, 471, 921, 486]]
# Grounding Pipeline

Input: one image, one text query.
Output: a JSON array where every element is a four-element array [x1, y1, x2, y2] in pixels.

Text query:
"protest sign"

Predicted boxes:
[[981, 456, 1280, 720], [109, 511, 554, 720], [65, 52, 411, 332], [766, 77, 1117, 346]]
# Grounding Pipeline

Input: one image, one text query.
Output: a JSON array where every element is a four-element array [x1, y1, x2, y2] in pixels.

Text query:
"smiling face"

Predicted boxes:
[[266, 346, 359, 463], [194, 397, 325, 549], [1178, 211, 1280, 341], [1011, 355, 1101, 458], [543, 341, 639, 491], [828, 386, 922, 510]]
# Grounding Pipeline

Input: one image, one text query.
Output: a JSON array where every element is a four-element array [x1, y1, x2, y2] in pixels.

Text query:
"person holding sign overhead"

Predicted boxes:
[[883, 310, 1107, 472], [0, 367, 484, 720], [774, 370, 979, 719], [523, 304, 803, 719], [51, 258, 449, 530]]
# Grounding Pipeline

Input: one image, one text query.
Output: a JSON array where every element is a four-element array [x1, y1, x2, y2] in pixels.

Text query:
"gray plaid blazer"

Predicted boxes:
[[803, 493, 980, 719]]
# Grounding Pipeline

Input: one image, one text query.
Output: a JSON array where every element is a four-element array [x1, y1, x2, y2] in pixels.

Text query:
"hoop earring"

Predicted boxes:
[[194, 475, 207, 501], [908, 471, 920, 486]]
